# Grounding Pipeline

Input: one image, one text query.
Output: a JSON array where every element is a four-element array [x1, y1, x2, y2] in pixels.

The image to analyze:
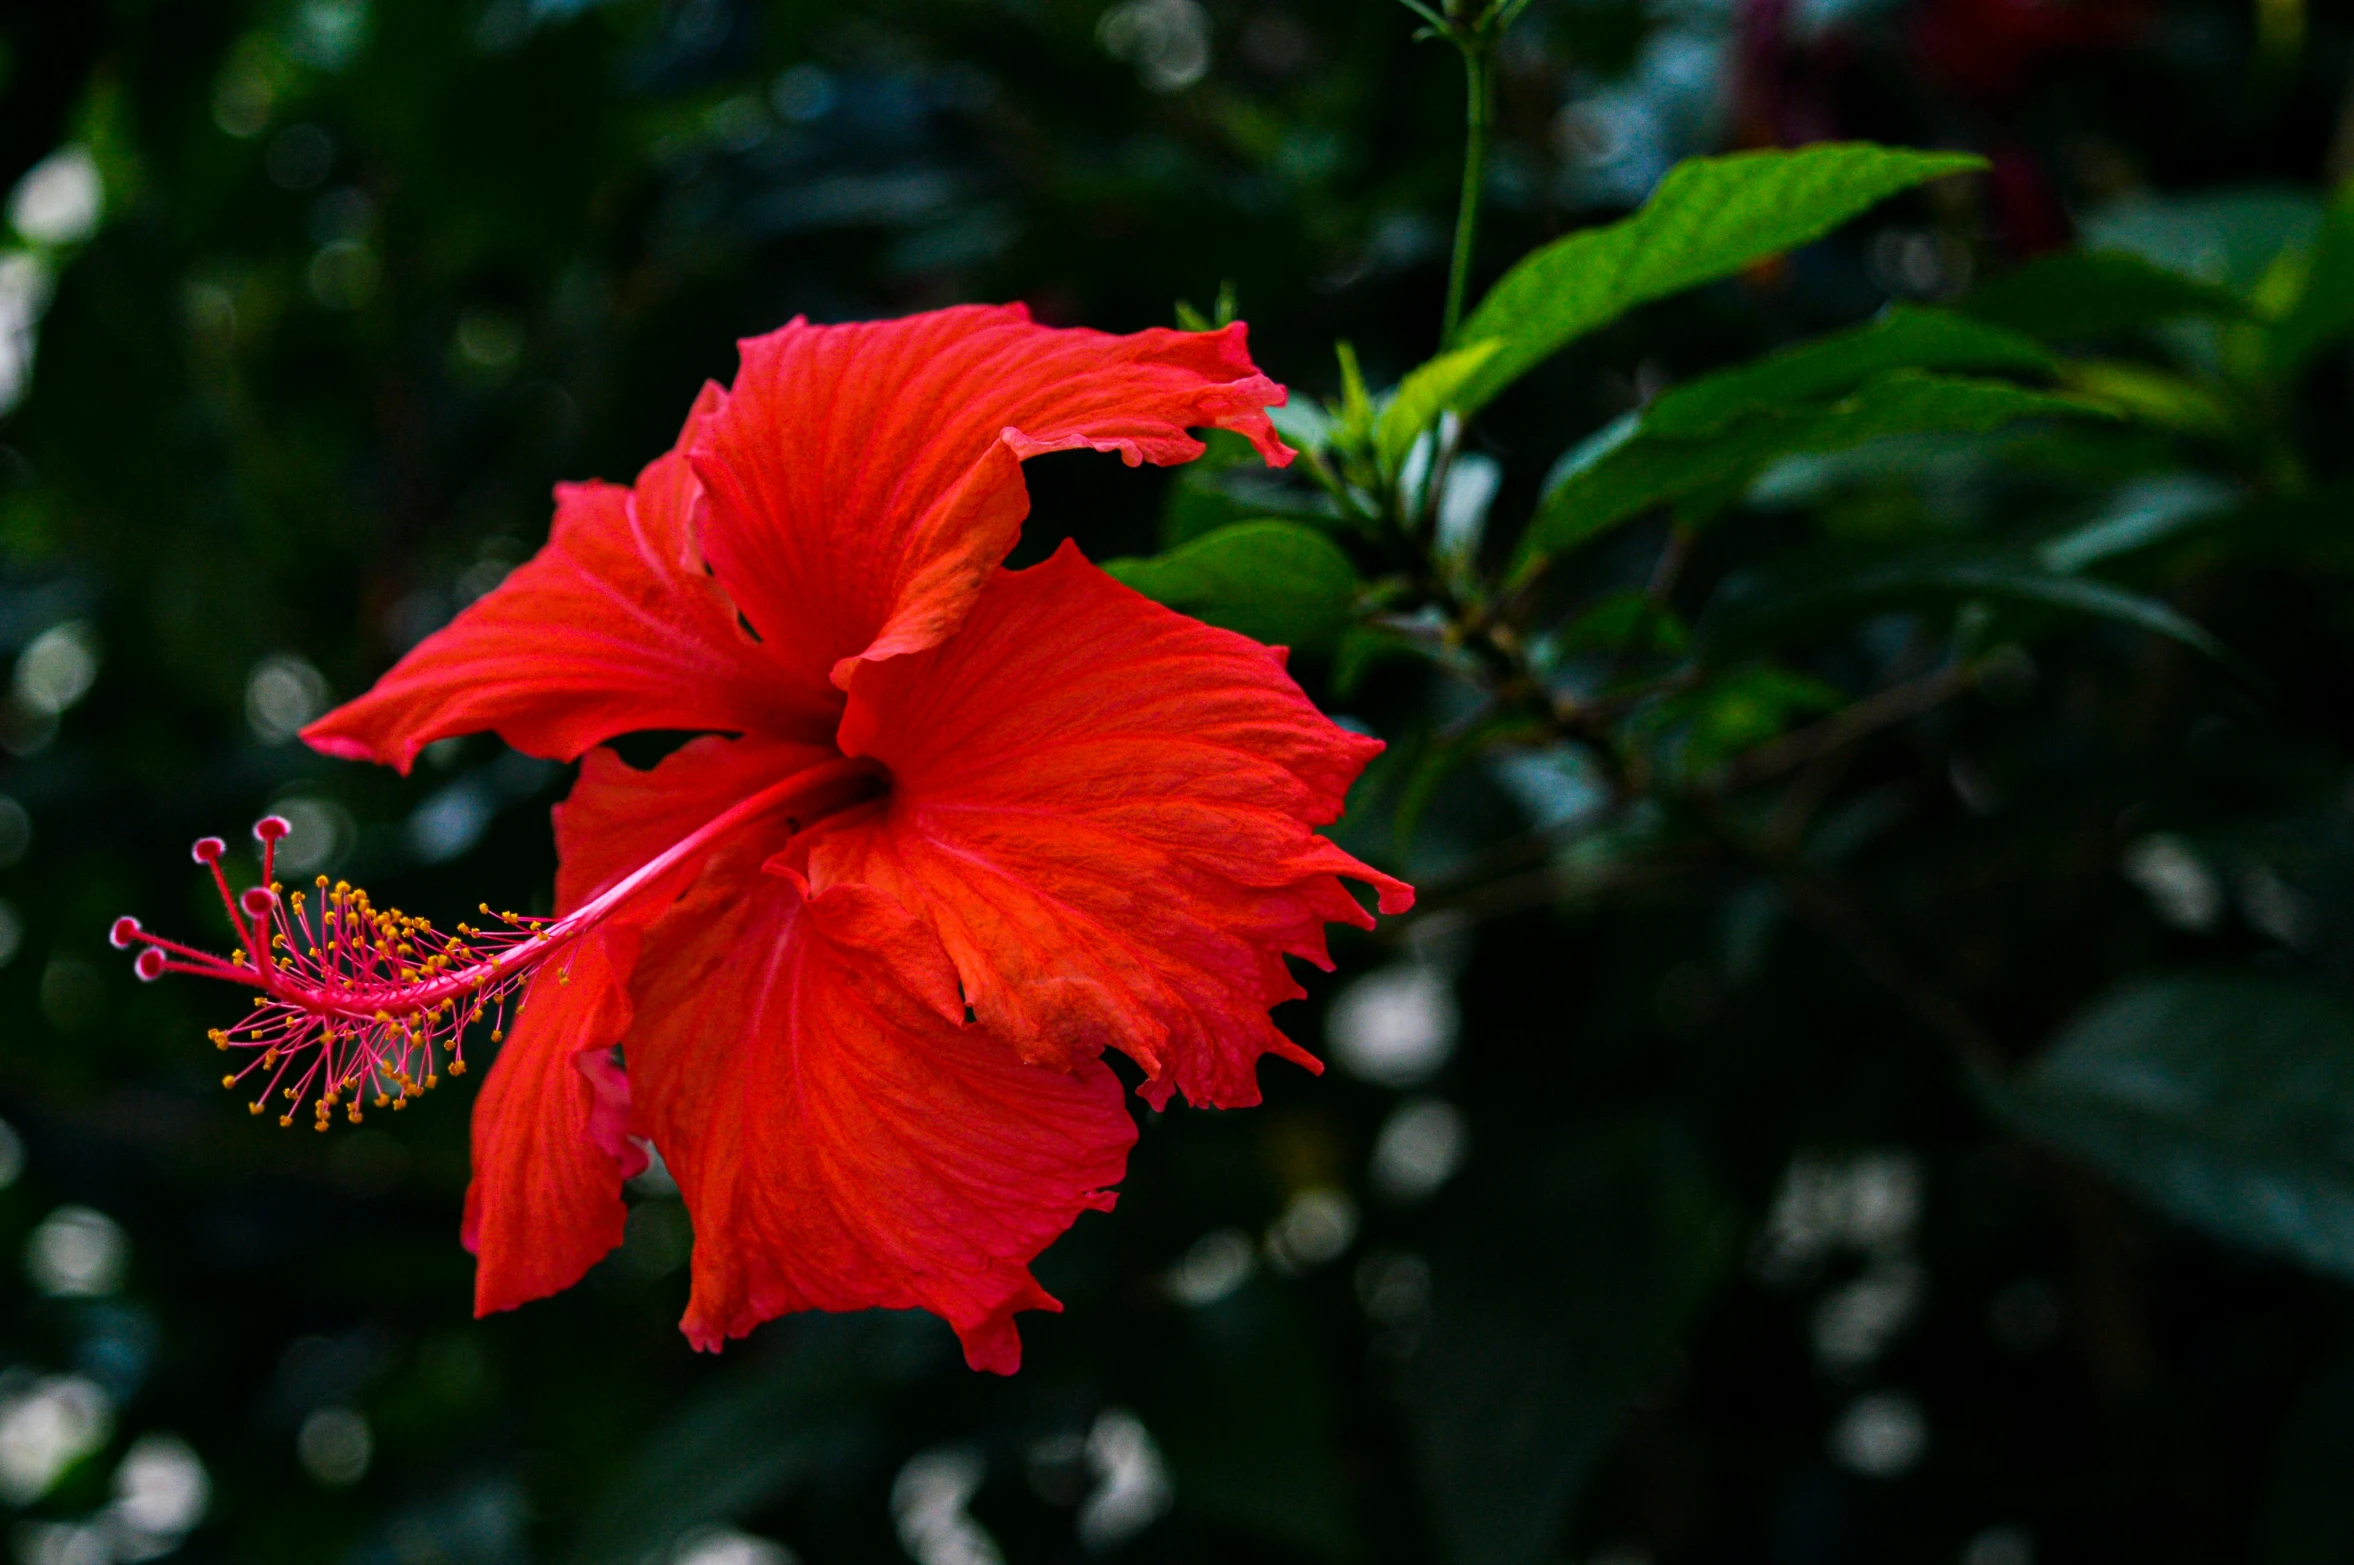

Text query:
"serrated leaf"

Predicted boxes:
[[1990, 973, 2354, 1283], [1455, 144, 1985, 413], [1641, 306, 2055, 439], [1956, 249, 2256, 341], [1521, 371, 2106, 568], [1103, 520, 1361, 651], [1375, 340, 1503, 468]]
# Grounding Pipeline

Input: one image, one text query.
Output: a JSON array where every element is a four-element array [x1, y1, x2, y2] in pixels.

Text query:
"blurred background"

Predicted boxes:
[[0, 1, 2352, 1562]]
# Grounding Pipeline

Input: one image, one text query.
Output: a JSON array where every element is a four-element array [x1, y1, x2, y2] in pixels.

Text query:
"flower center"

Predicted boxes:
[[114, 754, 880, 1132]]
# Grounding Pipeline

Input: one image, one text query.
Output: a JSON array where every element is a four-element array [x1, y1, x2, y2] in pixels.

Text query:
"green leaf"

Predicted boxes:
[[1554, 588, 1689, 656], [1141, 1283, 1362, 1561], [1627, 663, 1844, 781], [2036, 473, 2240, 574], [1333, 621, 1432, 695], [1455, 144, 1985, 413], [2060, 358, 2241, 438], [1332, 338, 1376, 449], [2079, 186, 2322, 293], [1522, 371, 2106, 567], [1103, 520, 1361, 651], [1375, 339, 1503, 468], [564, 1315, 937, 1565], [2272, 184, 2354, 372], [1956, 249, 2256, 341], [1641, 306, 2055, 439], [1991, 973, 2354, 1284], [1393, 711, 1548, 851], [1700, 552, 2236, 667], [1266, 395, 1336, 457], [1159, 428, 1336, 546], [1409, 1115, 1734, 1565]]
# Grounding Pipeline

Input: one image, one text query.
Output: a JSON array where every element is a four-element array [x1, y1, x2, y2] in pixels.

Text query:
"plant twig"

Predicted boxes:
[[1707, 660, 1978, 793]]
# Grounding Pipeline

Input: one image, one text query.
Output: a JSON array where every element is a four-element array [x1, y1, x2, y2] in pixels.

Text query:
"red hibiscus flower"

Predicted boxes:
[[116, 303, 1411, 1372]]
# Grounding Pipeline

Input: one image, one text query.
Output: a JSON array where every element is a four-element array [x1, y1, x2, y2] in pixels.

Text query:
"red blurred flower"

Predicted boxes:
[[120, 304, 1410, 1371], [1909, 0, 2145, 98]]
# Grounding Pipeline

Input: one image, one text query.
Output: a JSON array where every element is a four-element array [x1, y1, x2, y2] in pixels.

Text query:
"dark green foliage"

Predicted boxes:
[[1103, 521, 1360, 651], [1995, 975, 2354, 1281]]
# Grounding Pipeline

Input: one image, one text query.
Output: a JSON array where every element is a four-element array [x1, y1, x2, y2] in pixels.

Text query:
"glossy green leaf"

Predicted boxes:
[[1641, 306, 2054, 438], [1956, 249, 2255, 341], [1160, 429, 1338, 546], [1521, 371, 2105, 567], [1454, 144, 1984, 413], [1700, 551, 2235, 665], [2061, 359, 2241, 438], [2035, 473, 2240, 574], [1333, 620, 1435, 695], [1992, 973, 2354, 1283], [1376, 339, 1503, 468], [1393, 711, 1549, 851], [1103, 520, 1361, 651], [1410, 1115, 1733, 1565], [2272, 185, 2354, 372]]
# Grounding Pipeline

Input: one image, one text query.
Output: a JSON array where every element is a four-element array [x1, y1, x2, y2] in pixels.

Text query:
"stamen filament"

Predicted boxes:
[[116, 754, 876, 1130]]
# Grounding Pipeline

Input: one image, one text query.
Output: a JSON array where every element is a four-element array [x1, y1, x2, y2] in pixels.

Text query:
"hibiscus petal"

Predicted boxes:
[[463, 733, 836, 1316], [462, 926, 646, 1316], [816, 542, 1412, 1110], [305, 386, 839, 774], [690, 304, 1292, 692], [554, 734, 836, 913], [625, 853, 1134, 1372]]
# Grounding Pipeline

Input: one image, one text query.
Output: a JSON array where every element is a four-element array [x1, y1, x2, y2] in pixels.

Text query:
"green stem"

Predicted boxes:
[[1440, 35, 1491, 347]]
